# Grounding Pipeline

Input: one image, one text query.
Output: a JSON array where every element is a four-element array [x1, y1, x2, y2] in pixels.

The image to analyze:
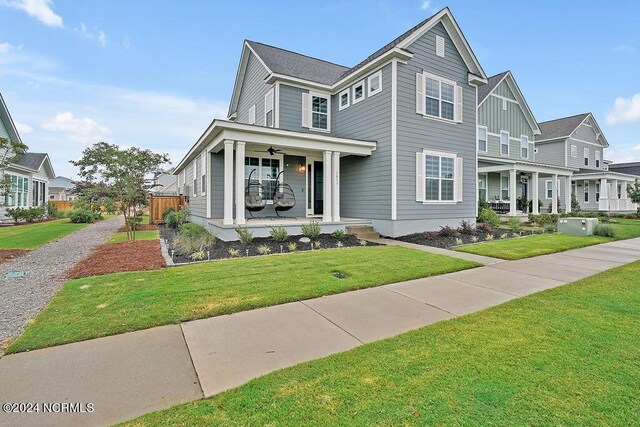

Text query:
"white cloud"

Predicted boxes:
[[75, 23, 108, 47], [607, 94, 640, 125], [614, 44, 636, 54], [420, 0, 433, 11], [42, 112, 109, 144], [15, 121, 33, 134], [0, 0, 63, 27]]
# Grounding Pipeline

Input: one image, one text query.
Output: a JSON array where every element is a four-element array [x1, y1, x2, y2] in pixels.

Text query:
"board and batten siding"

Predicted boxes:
[[395, 22, 477, 228], [236, 51, 273, 125]]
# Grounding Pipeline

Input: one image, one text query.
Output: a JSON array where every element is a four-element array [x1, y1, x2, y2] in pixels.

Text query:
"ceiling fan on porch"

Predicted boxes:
[[263, 146, 286, 156]]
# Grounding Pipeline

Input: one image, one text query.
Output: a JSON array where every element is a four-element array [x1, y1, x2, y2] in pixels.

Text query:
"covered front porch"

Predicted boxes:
[[478, 157, 576, 216], [572, 172, 639, 213]]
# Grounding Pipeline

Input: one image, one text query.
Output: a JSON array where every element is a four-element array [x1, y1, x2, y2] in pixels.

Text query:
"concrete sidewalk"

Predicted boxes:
[[1, 237, 638, 426]]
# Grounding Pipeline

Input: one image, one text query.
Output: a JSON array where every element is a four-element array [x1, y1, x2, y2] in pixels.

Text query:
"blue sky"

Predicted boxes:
[[1, 0, 639, 178]]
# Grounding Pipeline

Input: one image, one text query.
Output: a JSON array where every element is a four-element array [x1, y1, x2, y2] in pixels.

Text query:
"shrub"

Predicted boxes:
[[545, 224, 557, 233], [478, 198, 490, 212], [25, 207, 45, 222], [455, 238, 463, 246], [228, 248, 240, 258], [287, 242, 297, 252], [162, 207, 176, 221], [69, 209, 98, 223], [423, 231, 438, 240], [175, 223, 215, 254], [476, 223, 494, 234], [190, 251, 206, 261], [485, 234, 494, 241], [301, 221, 322, 239], [478, 208, 500, 227], [458, 220, 474, 235], [438, 226, 459, 238], [5, 207, 25, 222], [47, 202, 64, 219], [125, 214, 143, 231], [508, 216, 522, 232], [165, 208, 189, 229], [528, 213, 559, 227], [594, 224, 616, 238], [313, 241, 322, 249], [269, 226, 289, 242], [624, 213, 639, 220], [499, 233, 509, 239], [235, 226, 254, 244], [332, 229, 346, 239], [571, 193, 581, 213], [257, 245, 271, 255], [470, 235, 479, 243]]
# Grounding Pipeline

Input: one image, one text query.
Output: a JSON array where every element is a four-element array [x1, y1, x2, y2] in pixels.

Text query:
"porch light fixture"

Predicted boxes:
[[298, 164, 306, 173]]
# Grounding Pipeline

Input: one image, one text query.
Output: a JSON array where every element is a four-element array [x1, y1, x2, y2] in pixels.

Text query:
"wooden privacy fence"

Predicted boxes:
[[49, 200, 73, 211], [148, 195, 186, 224]]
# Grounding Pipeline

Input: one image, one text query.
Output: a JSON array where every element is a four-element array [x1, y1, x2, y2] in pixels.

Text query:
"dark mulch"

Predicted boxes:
[[117, 223, 159, 232], [0, 218, 58, 227], [66, 240, 166, 279], [0, 249, 30, 264], [394, 228, 544, 249], [160, 225, 380, 264]]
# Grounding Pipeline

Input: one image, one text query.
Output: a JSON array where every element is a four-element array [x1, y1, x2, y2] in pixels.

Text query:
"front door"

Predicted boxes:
[[306, 158, 323, 216], [520, 178, 528, 213]]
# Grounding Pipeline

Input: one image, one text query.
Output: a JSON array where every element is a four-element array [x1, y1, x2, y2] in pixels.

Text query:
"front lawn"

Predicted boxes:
[[107, 230, 159, 243], [123, 260, 640, 426], [0, 219, 89, 250], [6, 246, 478, 353], [457, 218, 640, 260]]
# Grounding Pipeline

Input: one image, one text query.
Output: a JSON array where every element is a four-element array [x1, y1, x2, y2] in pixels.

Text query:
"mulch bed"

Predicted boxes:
[[0, 249, 30, 264], [117, 224, 159, 232], [160, 225, 380, 264], [394, 228, 545, 249], [66, 240, 166, 279]]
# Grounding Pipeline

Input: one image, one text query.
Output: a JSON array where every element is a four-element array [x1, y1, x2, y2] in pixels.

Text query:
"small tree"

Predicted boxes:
[[71, 142, 169, 241], [628, 180, 640, 213], [0, 137, 29, 205], [571, 193, 581, 213]]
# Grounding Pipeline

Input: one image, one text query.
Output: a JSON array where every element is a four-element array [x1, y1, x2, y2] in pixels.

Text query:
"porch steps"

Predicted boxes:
[[345, 225, 380, 241]]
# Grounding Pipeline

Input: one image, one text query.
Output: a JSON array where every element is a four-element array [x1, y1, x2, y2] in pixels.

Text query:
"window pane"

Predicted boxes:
[[426, 178, 439, 201], [312, 113, 328, 129], [479, 140, 487, 152], [441, 101, 454, 120], [441, 180, 454, 201], [441, 83, 454, 102], [425, 78, 439, 98], [370, 76, 380, 91], [425, 155, 439, 178], [340, 93, 348, 106], [425, 97, 439, 117], [479, 189, 487, 201], [355, 85, 363, 99], [479, 127, 487, 140], [478, 176, 486, 189], [441, 157, 454, 179]]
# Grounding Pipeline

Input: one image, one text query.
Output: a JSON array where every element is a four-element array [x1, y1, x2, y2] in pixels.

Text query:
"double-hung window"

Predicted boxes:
[[584, 182, 589, 202], [477, 126, 487, 152], [521, 136, 529, 158], [571, 144, 577, 158], [571, 182, 577, 195], [501, 175, 510, 200], [425, 75, 455, 120], [192, 158, 198, 197], [478, 175, 487, 201], [595, 151, 601, 168], [500, 131, 509, 156], [244, 156, 281, 202], [200, 153, 207, 195], [416, 150, 463, 203], [264, 89, 274, 127], [302, 92, 330, 131], [584, 148, 589, 167], [546, 180, 553, 199], [595, 181, 600, 202]]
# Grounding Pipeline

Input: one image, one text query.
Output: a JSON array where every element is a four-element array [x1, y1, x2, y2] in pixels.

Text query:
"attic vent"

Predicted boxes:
[[435, 35, 445, 58]]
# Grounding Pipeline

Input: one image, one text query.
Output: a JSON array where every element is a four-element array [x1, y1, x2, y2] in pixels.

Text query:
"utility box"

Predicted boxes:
[[557, 217, 598, 236]]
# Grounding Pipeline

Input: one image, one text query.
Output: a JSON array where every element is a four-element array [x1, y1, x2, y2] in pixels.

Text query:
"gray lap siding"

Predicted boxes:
[[236, 52, 272, 125], [395, 22, 477, 223]]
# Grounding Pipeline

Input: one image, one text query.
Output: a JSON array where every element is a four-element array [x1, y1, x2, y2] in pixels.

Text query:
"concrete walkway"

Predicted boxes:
[[1, 237, 639, 426]]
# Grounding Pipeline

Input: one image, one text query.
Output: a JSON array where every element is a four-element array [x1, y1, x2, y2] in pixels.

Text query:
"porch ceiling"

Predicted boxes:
[[478, 156, 575, 176]]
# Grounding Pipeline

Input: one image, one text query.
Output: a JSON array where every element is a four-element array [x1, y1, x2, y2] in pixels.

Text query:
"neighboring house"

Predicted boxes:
[[608, 161, 640, 177], [150, 168, 179, 195], [0, 93, 55, 221], [535, 113, 638, 213], [476, 71, 574, 216], [174, 8, 487, 240], [48, 176, 76, 201]]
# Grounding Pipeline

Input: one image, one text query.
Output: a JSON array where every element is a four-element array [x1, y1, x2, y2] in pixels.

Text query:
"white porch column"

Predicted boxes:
[[551, 174, 558, 214], [223, 140, 234, 225], [564, 176, 572, 213], [509, 168, 517, 216], [234, 141, 246, 225], [323, 150, 332, 223], [531, 172, 539, 214], [599, 178, 608, 211], [620, 181, 629, 211], [610, 179, 619, 211], [331, 151, 340, 222]]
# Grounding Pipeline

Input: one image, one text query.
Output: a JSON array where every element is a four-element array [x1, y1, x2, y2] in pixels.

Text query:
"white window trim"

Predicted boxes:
[[477, 125, 488, 153], [192, 158, 197, 197], [595, 181, 600, 202], [520, 135, 529, 159], [264, 89, 274, 127], [595, 150, 601, 168], [248, 104, 256, 125], [308, 91, 331, 132], [421, 149, 460, 204], [584, 181, 589, 203], [571, 144, 577, 158], [244, 152, 284, 204], [478, 173, 488, 201], [545, 180, 553, 199], [338, 88, 350, 111], [435, 35, 445, 58], [367, 70, 383, 97], [352, 80, 365, 104], [502, 98, 507, 111], [500, 174, 510, 201], [422, 71, 458, 123], [584, 147, 590, 167], [200, 153, 207, 196], [500, 130, 510, 157]]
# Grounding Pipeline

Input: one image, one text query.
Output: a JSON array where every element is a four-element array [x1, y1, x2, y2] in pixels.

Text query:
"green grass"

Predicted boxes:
[[6, 246, 478, 353], [107, 230, 159, 243], [457, 219, 640, 260], [123, 261, 640, 426], [0, 219, 89, 250]]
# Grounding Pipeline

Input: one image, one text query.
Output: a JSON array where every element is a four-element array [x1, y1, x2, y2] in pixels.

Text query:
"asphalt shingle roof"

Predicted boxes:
[[478, 71, 509, 103], [537, 113, 590, 141], [14, 152, 47, 171]]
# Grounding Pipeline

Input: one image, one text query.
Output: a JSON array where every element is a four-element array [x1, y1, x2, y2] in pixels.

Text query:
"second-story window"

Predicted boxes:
[[264, 88, 274, 127], [425, 75, 455, 120], [521, 136, 529, 158], [584, 148, 589, 167], [478, 126, 487, 152], [595, 150, 601, 168], [571, 144, 577, 158], [353, 80, 365, 104], [368, 71, 382, 97], [248, 104, 256, 125], [339, 89, 350, 111], [311, 93, 329, 131], [500, 131, 509, 156]]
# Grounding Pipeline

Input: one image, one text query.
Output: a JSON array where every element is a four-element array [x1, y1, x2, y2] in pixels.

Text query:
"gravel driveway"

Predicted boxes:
[[0, 216, 124, 351]]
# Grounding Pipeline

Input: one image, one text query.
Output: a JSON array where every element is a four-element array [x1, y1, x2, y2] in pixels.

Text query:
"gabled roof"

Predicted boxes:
[[477, 71, 540, 135], [0, 92, 23, 144], [537, 113, 608, 147], [49, 176, 76, 189], [228, 7, 487, 117], [12, 152, 55, 178]]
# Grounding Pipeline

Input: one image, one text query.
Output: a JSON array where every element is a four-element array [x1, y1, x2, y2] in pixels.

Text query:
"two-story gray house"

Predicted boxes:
[[476, 71, 575, 216], [174, 8, 487, 240], [535, 113, 638, 213]]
